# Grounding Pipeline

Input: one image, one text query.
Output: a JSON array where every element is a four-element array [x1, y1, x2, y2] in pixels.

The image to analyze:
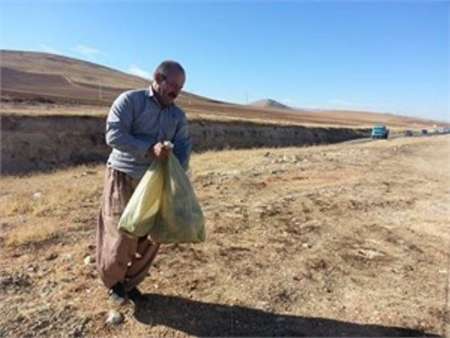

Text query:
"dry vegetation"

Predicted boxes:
[[1, 168, 100, 247], [1, 50, 447, 129], [2, 49, 449, 337], [1, 135, 449, 337]]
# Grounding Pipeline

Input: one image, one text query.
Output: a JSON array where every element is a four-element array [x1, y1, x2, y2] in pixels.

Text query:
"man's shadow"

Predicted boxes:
[[134, 293, 439, 337]]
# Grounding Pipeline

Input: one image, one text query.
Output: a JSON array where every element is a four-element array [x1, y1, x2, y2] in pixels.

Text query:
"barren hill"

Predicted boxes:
[[250, 98, 291, 110], [0, 50, 446, 128], [0, 50, 217, 107]]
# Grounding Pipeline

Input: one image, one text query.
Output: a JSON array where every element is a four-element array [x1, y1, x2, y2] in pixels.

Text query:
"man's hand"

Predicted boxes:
[[151, 142, 172, 160]]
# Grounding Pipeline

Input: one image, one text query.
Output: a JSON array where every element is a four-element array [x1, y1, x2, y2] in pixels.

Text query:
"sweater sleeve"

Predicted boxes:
[[105, 92, 152, 157]]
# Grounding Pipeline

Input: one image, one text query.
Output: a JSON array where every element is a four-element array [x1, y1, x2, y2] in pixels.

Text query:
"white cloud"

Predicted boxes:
[[72, 44, 101, 58], [39, 44, 63, 55], [328, 99, 372, 111], [127, 65, 151, 79]]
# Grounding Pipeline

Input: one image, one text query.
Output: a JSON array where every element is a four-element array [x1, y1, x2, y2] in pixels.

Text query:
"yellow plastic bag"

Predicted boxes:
[[118, 153, 205, 243], [117, 160, 164, 238]]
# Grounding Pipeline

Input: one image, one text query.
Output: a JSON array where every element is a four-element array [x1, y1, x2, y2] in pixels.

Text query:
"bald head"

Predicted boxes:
[[154, 60, 185, 79], [152, 60, 186, 107]]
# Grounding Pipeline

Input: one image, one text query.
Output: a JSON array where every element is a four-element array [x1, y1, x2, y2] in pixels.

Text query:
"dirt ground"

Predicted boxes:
[[0, 135, 449, 337]]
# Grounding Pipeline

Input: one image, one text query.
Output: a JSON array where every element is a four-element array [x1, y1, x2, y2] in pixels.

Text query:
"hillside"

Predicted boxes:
[[0, 50, 446, 128], [0, 50, 217, 107]]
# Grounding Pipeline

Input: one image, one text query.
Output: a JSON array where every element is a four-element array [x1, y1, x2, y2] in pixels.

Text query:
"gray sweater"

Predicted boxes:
[[105, 88, 192, 180]]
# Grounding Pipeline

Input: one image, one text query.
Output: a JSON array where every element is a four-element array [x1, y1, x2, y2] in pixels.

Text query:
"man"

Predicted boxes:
[[96, 60, 191, 304]]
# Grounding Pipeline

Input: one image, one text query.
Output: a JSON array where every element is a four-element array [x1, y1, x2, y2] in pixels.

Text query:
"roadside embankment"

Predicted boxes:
[[1, 114, 370, 174]]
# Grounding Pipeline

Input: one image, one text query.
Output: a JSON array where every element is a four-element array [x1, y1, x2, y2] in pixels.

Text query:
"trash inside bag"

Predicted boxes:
[[117, 160, 164, 238], [118, 153, 205, 243]]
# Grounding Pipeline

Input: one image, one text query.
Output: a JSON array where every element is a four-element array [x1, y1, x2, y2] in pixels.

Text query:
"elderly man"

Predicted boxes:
[[96, 60, 191, 304]]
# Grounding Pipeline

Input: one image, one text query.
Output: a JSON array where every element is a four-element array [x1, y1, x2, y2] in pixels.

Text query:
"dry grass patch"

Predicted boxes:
[[0, 136, 449, 337], [5, 218, 62, 247], [1, 165, 103, 248]]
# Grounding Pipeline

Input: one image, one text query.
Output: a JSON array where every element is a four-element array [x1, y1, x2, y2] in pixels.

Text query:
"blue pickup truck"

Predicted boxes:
[[371, 124, 389, 139]]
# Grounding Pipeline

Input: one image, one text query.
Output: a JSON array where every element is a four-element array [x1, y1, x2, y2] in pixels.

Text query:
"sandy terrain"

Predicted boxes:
[[1, 135, 449, 337]]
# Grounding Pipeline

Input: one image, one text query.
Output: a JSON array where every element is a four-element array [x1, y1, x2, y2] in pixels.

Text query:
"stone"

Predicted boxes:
[[84, 256, 95, 265], [46, 253, 58, 261], [27, 265, 37, 273], [105, 310, 124, 325], [62, 254, 73, 262], [32, 192, 43, 199]]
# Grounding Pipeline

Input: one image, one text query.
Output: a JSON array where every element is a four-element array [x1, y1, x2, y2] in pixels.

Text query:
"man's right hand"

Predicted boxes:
[[150, 142, 171, 160]]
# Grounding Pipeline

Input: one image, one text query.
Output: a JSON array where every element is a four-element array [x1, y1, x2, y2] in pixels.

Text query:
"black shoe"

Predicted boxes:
[[109, 282, 128, 305], [127, 287, 143, 302]]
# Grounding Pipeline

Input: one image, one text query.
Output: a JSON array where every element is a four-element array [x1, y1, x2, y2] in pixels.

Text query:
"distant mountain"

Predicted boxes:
[[249, 99, 291, 110]]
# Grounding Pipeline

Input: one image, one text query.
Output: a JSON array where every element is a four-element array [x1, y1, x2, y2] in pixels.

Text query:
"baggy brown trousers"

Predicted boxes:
[[96, 167, 160, 291]]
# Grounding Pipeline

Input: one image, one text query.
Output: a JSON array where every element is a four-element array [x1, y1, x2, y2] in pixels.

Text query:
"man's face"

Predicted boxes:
[[155, 71, 185, 106]]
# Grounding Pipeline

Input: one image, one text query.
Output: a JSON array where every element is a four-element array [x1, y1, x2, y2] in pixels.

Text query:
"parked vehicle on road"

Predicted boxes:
[[371, 124, 389, 139], [404, 130, 414, 137]]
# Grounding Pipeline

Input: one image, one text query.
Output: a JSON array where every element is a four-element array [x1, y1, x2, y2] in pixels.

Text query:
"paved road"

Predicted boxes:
[[342, 133, 440, 146]]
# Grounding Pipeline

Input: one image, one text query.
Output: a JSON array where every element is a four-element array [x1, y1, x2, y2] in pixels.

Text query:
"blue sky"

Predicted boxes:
[[1, 1, 449, 121]]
